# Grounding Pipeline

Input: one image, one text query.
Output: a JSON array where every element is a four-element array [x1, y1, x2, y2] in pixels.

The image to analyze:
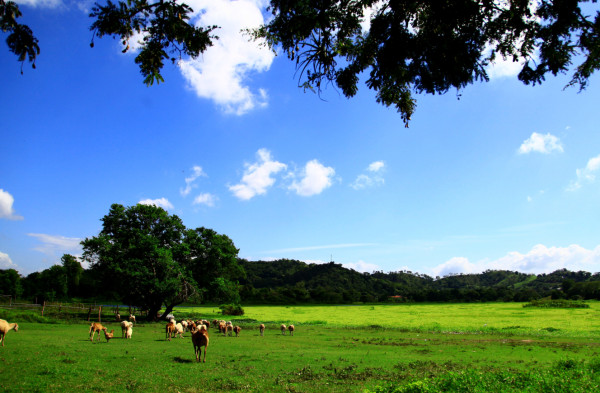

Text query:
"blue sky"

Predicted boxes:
[[2, 0, 599, 278]]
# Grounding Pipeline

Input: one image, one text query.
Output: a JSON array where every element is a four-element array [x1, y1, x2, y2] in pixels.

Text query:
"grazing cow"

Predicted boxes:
[[0, 319, 19, 347], [89, 322, 106, 342], [166, 322, 177, 341], [192, 329, 209, 362], [121, 321, 133, 338]]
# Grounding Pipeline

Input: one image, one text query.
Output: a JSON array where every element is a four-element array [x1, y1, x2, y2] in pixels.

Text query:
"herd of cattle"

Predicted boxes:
[[87, 314, 296, 362]]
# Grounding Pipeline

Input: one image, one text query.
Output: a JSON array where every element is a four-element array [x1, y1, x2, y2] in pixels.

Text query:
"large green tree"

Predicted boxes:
[[81, 203, 242, 320], [3, 1, 599, 125], [81, 203, 196, 320]]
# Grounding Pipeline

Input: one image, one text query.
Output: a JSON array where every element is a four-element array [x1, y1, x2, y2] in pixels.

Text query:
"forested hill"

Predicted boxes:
[[238, 259, 600, 303]]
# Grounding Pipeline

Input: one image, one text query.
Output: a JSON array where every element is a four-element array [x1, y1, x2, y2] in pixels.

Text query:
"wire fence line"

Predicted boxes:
[[0, 296, 145, 322]]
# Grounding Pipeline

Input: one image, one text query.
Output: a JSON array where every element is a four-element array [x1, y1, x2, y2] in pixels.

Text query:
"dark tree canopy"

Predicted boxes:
[[257, 0, 600, 126], [0, 0, 39, 72], [184, 227, 245, 304], [3, 0, 599, 125], [0, 268, 22, 298], [61, 254, 84, 298], [89, 0, 217, 85]]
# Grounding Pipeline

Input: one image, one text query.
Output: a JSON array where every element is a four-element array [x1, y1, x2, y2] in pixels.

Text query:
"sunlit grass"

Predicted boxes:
[[2, 302, 600, 392], [175, 302, 600, 337]]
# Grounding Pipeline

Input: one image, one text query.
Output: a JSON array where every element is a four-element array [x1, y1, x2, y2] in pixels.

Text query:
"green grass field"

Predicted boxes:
[[1, 303, 600, 392]]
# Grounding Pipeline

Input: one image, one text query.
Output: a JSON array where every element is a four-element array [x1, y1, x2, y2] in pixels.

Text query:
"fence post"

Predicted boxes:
[[41, 301, 45, 316], [98, 306, 102, 323], [87, 306, 92, 321]]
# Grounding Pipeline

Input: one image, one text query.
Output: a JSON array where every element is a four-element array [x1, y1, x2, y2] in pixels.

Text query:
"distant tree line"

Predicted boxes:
[[237, 260, 600, 304], [2, 254, 600, 307]]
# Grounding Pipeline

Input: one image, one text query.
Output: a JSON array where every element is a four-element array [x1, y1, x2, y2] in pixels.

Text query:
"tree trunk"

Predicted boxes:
[[159, 299, 186, 321], [147, 305, 162, 322]]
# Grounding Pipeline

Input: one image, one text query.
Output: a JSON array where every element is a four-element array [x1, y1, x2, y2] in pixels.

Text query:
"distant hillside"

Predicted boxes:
[[238, 259, 600, 304]]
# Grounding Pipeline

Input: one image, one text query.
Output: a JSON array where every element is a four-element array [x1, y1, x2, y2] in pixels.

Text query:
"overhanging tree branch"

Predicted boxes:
[[89, 0, 218, 85], [1, 0, 39, 73]]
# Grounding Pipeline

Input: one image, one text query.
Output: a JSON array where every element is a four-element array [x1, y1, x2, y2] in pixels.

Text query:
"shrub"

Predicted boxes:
[[523, 298, 589, 308], [219, 303, 245, 316]]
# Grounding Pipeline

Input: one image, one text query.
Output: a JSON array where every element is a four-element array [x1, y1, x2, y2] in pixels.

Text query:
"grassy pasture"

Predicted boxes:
[[1, 302, 600, 392], [209, 302, 600, 336]]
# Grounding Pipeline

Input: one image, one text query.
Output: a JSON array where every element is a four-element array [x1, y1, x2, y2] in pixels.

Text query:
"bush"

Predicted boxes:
[[523, 298, 589, 308], [219, 303, 245, 316], [0, 309, 59, 324], [366, 359, 600, 393]]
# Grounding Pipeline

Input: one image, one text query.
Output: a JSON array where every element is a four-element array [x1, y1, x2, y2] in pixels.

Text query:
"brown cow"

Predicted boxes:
[[166, 322, 177, 341], [192, 329, 209, 362], [89, 322, 106, 342]]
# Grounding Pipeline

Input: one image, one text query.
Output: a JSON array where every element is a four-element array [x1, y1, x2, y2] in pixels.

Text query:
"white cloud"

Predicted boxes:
[[28, 233, 82, 257], [526, 189, 546, 203], [179, 0, 275, 115], [0, 189, 23, 220], [289, 160, 335, 196], [303, 259, 329, 265], [14, 0, 63, 8], [229, 148, 287, 200], [138, 198, 174, 210], [181, 166, 207, 197], [489, 244, 600, 273], [567, 154, 600, 191], [432, 257, 479, 277], [432, 244, 600, 276], [193, 193, 218, 207], [487, 53, 528, 79], [344, 260, 381, 273], [518, 132, 564, 154], [368, 161, 385, 172], [359, 1, 386, 32], [0, 251, 18, 270], [485, 0, 540, 79], [351, 161, 385, 190], [75, 0, 96, 13]]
